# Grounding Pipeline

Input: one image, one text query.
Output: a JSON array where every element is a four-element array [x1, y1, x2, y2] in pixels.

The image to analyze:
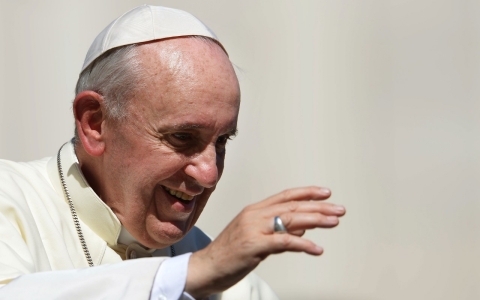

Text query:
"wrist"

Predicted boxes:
[[185, 249, 213, 299]]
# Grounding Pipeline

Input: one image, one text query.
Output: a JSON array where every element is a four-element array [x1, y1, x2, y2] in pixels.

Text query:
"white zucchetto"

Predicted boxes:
[[81, 4, 221, 72]]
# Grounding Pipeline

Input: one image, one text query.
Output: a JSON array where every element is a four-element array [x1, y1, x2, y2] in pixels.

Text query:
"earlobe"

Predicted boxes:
[[73, 91, 106, 157]]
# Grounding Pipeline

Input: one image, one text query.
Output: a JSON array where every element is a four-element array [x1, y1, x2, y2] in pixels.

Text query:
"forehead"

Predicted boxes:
[[128, 38, 240, 130]]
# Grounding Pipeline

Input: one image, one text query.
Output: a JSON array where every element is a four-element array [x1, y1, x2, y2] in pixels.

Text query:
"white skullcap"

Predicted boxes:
[[81, 4, 221, 72]]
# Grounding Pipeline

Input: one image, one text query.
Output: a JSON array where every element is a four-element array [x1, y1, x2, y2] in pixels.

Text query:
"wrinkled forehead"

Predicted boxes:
[[139, 37, 231, 72], [137, 38, 239, 96], [126, 37, 240, 121]]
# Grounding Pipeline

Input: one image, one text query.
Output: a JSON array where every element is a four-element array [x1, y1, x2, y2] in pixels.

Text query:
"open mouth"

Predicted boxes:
[[162, 186, 194, 203]]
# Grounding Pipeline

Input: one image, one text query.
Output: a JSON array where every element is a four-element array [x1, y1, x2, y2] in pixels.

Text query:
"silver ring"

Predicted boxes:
[[273, 216, 287, 233]]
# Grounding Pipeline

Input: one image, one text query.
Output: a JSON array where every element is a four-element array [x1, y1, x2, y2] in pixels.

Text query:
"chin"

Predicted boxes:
[[143, 218, 193, 248]]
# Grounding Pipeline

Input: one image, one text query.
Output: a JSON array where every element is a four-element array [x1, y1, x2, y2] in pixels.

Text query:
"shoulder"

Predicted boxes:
[[0, 157, 52, 205], [0, 157, 50, 183], [174, 226, 212, 253], [188, 226, 212, 247]]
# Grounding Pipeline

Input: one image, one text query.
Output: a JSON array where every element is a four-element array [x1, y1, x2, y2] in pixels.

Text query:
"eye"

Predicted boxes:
[[167, 132, 194, 148], [216, 135, 230, 145], [172, 133, 192, 141], [215, 134, 232, 152]]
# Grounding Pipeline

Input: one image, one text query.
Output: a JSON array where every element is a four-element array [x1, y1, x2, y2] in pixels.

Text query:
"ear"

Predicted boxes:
[[73, 91, 106, 157]]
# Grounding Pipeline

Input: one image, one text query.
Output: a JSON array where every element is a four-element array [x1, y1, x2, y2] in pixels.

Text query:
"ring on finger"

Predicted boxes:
[[273, 216, 287, 233]]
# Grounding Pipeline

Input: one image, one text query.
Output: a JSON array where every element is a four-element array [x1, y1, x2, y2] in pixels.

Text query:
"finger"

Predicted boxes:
[[266, 234, 324, 256], [254, 186, 331, 209], [278, 213, 340, 233], [288, 229, 305, 237], [264, 201, 346, 218]]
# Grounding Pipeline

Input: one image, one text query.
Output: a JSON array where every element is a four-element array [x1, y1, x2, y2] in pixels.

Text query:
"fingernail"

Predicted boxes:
[[334, 205, 345, 213]]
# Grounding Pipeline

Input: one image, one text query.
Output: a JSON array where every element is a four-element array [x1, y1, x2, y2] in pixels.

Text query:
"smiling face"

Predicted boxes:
[[99, 38, 240, 248]]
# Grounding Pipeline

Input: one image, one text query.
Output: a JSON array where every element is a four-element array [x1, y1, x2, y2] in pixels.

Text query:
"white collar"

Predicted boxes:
[[46, 140, 122, 247], [46, 140, 210, 259]]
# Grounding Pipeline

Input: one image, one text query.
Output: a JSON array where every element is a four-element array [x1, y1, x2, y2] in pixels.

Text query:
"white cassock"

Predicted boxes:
[[0, 141, 278, 300]]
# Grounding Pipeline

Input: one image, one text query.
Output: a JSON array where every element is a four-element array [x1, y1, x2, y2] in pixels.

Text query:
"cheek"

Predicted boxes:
[[129, 145, 190, 181], [108, 149, 189, 211], [143, 154, 189, 181], [189, 188, 214, 228]]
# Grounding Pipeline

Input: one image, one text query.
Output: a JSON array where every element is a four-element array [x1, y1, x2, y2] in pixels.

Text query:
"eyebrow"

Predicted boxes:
[[171, 124, 204, 130], [227, 128, 239, 137], [169, 124, 238, 136]]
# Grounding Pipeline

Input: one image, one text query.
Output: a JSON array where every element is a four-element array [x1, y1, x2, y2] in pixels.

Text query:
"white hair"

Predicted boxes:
[[75, 44, 141, 120], [73, 36, 223, 140]]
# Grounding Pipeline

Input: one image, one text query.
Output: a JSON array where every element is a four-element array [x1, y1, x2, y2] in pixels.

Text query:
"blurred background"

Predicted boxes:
[[1, 0, 479, 299]]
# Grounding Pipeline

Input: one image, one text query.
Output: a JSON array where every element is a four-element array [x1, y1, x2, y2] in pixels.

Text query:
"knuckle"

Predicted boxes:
[[237, 209, 255, 226], [277, 234, 293, 248], [241, 204, 257, 215], [238, 211, 253, 224], [281, 189, 292, 201], [286, 201, 299, 212], [316, 214, 325, 223], [281, 214, 293, 227]]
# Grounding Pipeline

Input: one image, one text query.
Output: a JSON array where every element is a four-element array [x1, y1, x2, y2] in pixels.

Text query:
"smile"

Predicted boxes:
[[162, 186, 194, 201]]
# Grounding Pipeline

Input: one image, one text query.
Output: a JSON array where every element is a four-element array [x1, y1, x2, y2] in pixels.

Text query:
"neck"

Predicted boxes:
[[74, 142, 106, 202]]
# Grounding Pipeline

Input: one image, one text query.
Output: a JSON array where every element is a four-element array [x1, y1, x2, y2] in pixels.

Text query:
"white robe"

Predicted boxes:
[[0, 141, 278, 299]]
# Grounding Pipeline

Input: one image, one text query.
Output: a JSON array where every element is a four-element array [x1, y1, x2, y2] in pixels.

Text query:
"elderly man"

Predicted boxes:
[[0, 5, 345, 299]]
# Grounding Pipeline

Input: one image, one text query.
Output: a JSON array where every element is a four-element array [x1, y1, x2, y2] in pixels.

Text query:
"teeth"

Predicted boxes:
[[163, 186, 194, 201]]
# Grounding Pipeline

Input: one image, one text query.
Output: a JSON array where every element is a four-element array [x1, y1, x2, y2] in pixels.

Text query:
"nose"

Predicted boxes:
[[184, 144, 219, 188]]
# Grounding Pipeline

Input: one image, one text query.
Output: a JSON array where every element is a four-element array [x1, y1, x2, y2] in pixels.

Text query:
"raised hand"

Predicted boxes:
[[185, 186, 346, 298]]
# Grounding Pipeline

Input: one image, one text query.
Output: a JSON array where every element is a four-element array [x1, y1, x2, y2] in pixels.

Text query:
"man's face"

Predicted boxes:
[[100, 38, 240, 248]]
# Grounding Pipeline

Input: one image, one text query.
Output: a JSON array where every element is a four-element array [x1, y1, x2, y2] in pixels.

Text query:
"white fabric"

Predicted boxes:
[[151, 253, 191, 300], [0, 141, 279, 299], [82, 5, 221, 72], [0, 258, 163, 300]]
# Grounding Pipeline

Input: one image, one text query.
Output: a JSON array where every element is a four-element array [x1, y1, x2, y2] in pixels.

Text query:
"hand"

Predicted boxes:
[[185, 186, 346, 298]]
